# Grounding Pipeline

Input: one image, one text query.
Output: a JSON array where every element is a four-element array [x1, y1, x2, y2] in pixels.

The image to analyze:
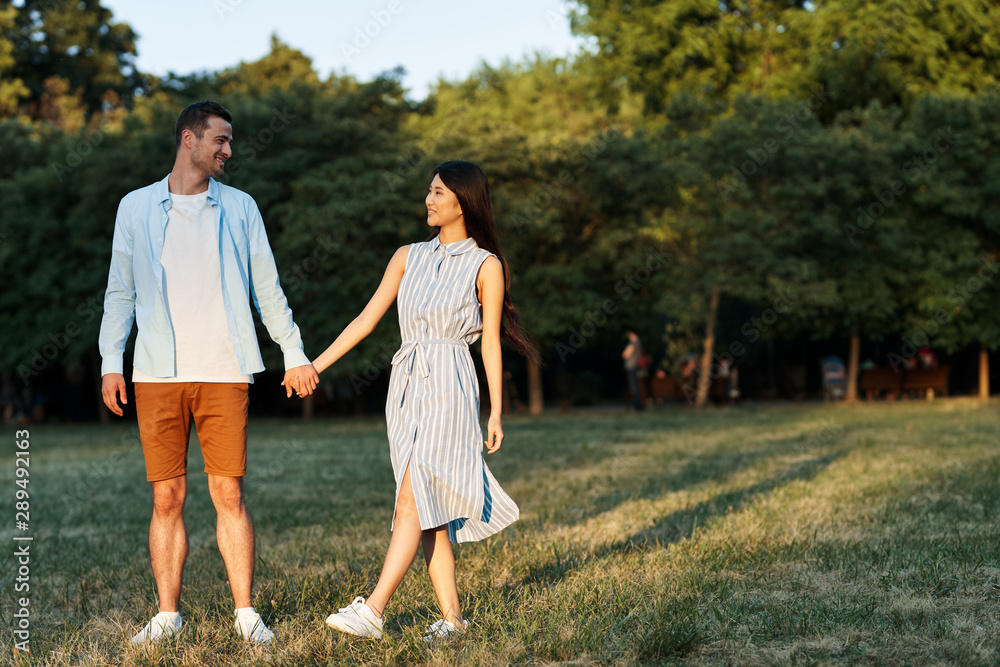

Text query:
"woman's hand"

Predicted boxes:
[[281, 363, 319, 398], [485, 412, 504, 453]]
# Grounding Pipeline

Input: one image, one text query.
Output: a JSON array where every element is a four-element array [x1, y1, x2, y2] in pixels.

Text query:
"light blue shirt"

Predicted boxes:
[[99, 174, 310, 377]]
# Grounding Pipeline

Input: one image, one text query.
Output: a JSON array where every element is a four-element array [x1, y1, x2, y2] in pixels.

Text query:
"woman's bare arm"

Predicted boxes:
[[311, 246, 409, 375], [478, 256, 505, 453]]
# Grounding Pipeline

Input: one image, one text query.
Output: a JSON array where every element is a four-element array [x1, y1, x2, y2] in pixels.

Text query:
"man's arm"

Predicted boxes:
[[98, 198, 137, 415], [245, 200, 317, 396]]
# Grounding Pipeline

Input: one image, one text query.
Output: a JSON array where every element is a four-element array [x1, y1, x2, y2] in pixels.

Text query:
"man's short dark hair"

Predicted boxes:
[[174, 100, 232, 150]]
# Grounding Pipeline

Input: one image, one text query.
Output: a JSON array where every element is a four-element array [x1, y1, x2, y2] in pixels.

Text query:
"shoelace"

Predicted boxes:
[[338, 597, 365, 614]]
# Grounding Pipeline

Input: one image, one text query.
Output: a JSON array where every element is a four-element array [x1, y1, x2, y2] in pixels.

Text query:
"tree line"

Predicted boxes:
[[2, 0, 998, 418]]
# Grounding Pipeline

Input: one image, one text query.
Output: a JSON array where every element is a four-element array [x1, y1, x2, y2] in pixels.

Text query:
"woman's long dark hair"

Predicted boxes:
[[432, 160, 541, 367]]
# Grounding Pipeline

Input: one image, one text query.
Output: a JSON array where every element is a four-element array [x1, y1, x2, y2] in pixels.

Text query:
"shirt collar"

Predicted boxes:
[[156, 174, 221, 207], [431, 235, 479, 256]]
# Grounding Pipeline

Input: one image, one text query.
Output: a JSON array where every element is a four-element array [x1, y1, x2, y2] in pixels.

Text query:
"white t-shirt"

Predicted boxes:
[[133, 191, 252, 383]]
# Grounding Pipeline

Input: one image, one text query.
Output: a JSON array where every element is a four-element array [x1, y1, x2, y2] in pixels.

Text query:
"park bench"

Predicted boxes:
[[902, 365, 950, 399], [649, 373, 676, 403], [859, 367, 902, 401], [859, 365, 951, 401]]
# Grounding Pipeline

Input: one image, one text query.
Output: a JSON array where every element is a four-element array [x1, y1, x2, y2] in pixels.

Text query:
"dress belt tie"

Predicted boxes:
[[391, 339, 469, 405]]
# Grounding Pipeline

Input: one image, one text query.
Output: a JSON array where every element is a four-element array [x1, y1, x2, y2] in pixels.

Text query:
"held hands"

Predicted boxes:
[[281, 363, 320, 398], [485, 412, 504, 454], [101, 373, 127, 416]]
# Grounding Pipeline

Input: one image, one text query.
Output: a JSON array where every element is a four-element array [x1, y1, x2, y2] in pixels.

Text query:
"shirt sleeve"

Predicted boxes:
[[246, 199, 310, 370], [98, 197, 137, 376]]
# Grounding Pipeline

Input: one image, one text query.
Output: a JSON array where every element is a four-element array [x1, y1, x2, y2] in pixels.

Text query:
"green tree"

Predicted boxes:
[[407, 58, 645, 411], [206, 60, 417, 415], [898, 93, 1000, 397], [0, 5, 27, 115], [217, 35, 323, 95], [2, 44, 415, 419], [806, 0, 1000, 116], [639, 95, 840, 405], [0, 0, 142, 123], [569, 0, 814, 114]]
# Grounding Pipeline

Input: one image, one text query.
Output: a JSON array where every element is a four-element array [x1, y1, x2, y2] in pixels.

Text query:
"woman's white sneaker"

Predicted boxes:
[[423, 618, 469, 641], [325, 596, 384, 639]]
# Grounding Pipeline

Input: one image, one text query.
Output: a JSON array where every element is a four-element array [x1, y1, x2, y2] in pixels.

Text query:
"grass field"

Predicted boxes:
[[3, 399, 1000, 665]]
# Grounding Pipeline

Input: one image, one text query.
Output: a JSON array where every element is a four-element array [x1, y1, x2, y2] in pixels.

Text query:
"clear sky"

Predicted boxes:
[[100, 0, 592, 99]]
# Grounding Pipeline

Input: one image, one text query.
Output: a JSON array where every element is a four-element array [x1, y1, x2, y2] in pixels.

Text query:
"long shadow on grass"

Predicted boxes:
[[509, 450, 843, 590], [548, 433, 829, 531]]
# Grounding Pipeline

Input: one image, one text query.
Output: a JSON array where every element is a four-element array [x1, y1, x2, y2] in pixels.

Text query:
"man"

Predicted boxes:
[[99, 100, 318, 645], [622, 329, 645, 411]]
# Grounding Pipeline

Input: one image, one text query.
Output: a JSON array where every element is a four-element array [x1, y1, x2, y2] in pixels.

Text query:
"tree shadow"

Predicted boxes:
[[549, 433, 833, 530], [507, 449, 843, 591]]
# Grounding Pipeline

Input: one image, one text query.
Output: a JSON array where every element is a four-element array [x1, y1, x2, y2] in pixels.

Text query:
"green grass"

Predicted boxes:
[[3, 399, 1000, 665]]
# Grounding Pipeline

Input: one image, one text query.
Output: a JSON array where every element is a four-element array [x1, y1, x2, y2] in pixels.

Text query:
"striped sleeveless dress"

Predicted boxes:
[[386, 235, 519, 543]]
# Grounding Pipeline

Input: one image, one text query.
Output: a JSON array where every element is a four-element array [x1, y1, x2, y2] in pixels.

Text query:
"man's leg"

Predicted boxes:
[[207, 474, 254, 609], [627, 369, 641, 410], [149, 476, 188, 612]]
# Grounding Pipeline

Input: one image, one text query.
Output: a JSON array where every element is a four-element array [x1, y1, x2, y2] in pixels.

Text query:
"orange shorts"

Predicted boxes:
[[134, 382, 249, 482]]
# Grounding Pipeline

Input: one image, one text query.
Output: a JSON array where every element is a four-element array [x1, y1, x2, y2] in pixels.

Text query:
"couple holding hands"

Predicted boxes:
[[99, 101, 538, 645]]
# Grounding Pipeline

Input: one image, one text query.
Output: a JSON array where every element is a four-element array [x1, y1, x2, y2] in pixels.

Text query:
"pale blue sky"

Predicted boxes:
[[101, 0, 592, 99]]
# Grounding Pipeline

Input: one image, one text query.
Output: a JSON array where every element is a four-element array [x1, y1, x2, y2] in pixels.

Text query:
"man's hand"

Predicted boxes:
[[102, 373, 128, 417], [282, 364, 319, 398]]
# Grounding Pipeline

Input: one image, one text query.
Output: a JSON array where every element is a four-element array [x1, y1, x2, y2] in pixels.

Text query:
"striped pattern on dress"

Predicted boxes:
[[385, 235, 519, 543]]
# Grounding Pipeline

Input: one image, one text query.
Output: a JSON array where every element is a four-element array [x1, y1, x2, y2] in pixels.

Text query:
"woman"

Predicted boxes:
[[304, 161, 539, 640]]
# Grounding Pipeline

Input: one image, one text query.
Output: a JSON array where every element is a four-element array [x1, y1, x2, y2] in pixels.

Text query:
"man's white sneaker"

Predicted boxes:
[[325, 596, 384, 639], [234, 611, 275, 644], [130, 612, 183, 645], [423, 618, 469, 641]]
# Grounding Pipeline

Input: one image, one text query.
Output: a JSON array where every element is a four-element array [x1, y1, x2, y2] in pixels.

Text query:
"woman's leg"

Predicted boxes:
[[422, 527, 463, 625], [365, 465, 422, 617]]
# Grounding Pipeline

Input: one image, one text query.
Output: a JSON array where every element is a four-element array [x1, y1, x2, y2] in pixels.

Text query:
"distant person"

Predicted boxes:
[[681, 352, 699, 405], [99, 100, 318, 645], [622, 329, 644, 411], [1, 373, 24, 425], [303, 161, 538, 641], [727, 362, 741, 403], [917, 347, 938, 369]]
